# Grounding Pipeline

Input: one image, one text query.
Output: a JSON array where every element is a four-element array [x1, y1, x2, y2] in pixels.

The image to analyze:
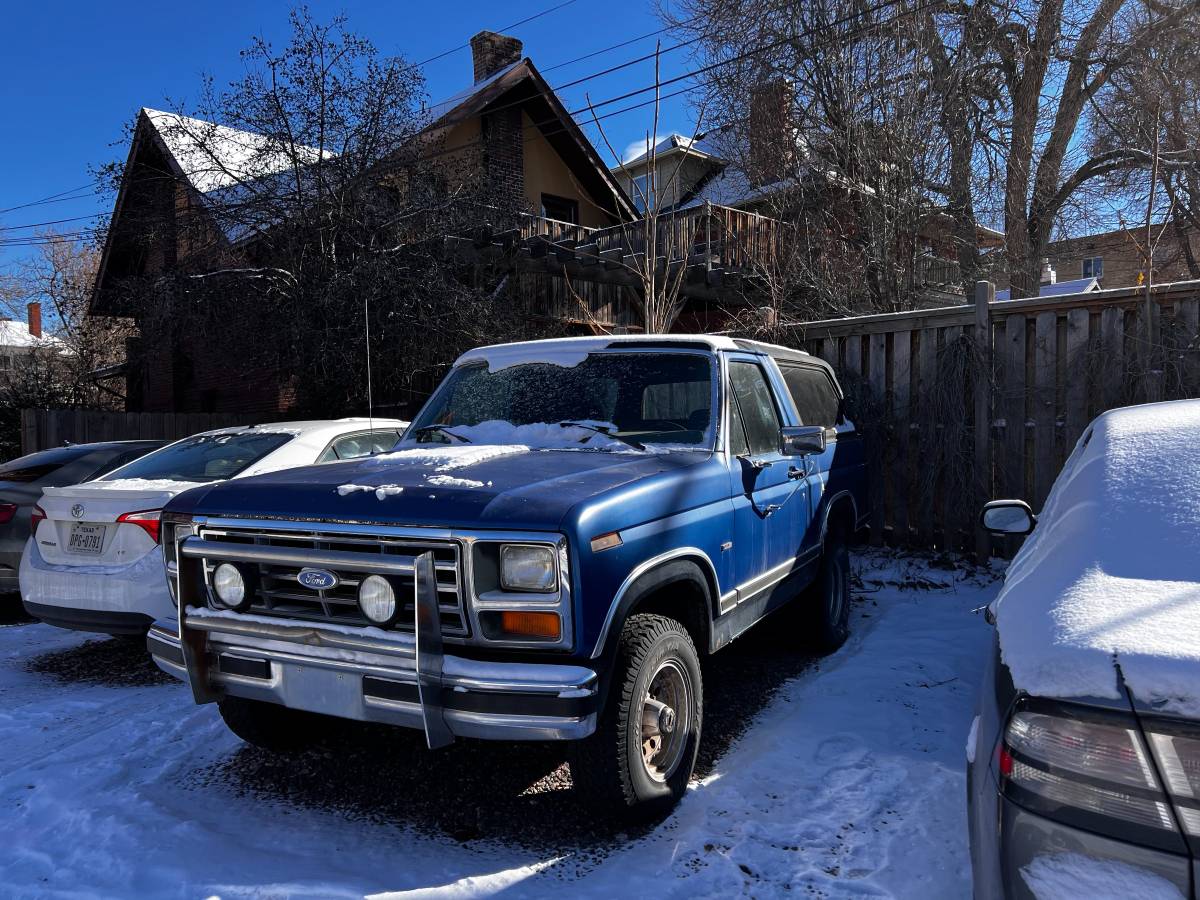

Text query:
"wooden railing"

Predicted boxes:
[[520, 203, 786, 277]]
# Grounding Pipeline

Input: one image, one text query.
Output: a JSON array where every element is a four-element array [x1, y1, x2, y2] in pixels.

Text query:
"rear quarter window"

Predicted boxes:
[[779, 365, 841, 428]]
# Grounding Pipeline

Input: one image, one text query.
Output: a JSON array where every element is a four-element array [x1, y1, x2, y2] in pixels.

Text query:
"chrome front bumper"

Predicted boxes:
[[148, 614, 599, 742]]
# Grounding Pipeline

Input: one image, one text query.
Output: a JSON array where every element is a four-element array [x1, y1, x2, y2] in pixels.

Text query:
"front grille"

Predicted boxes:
[[195, 524, 468, 636]]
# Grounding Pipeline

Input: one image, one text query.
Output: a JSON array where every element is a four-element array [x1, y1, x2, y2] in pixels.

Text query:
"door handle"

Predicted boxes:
[[787, 465, 805, 480]]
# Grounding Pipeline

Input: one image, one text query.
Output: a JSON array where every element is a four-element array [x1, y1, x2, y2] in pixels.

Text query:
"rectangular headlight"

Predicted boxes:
[[500, 544, 556, 592]]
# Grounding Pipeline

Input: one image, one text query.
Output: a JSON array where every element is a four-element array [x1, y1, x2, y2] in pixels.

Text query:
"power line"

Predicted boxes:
[[5, 0, 926, 246], [0, 184, 100, 216], [398, 0, 581, 73], [0, 212, 109, 232]]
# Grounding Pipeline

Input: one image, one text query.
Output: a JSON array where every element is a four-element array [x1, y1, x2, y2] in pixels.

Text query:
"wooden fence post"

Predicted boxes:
[[973, 281, 994, 562]]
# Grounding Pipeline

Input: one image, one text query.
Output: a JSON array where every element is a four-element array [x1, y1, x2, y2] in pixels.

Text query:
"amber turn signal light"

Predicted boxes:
[[499, 610, 561, 640]]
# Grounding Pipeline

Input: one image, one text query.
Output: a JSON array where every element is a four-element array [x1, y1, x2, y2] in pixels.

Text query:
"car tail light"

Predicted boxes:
[[117, 509, 161, 544], [1000, 704, 1182, 851], [0, 502, 17, 524], [1145, 725, 1200, 849], [30, 504, 46, 531]]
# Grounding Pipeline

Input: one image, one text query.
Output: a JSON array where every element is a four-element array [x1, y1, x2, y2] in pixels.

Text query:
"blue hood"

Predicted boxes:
[[166, 447, 713, 533]]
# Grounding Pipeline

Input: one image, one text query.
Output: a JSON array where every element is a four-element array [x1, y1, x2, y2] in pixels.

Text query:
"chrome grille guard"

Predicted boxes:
[[176, 535, 454, 749]]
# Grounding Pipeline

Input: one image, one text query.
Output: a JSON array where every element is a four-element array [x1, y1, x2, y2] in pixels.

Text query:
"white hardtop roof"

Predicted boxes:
[[455, 334, 817, 369], [194, 417, 407, 441]]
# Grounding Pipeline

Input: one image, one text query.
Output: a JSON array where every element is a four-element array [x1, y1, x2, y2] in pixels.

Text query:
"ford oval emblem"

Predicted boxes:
[[70, 503, 85, 519], [297, 568, 339, 591]]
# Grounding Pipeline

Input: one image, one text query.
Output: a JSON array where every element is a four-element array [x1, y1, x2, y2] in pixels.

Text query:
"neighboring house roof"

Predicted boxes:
[[616, 132, 726, 170], [995, 277, 1100, 302], [0, 319, 69, 354]]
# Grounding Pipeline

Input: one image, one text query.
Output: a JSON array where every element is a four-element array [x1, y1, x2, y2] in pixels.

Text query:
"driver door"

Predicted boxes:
[[725, 357, 807, 605]]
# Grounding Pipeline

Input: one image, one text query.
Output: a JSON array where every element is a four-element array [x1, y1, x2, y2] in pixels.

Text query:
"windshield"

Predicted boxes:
[[407, 352, 715, 448], [100, 432, 294, 483]]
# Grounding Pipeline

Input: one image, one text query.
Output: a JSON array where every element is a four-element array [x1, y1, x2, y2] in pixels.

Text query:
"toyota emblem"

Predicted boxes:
[[70, 504, 85, 519]]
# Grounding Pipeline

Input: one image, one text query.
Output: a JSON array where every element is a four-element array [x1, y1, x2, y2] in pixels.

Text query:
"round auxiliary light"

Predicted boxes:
[[212, 563, 247, 609], [359, 574, 398, 625]]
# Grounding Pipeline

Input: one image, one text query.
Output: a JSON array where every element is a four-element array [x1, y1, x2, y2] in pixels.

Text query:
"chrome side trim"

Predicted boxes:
[[732, 546, 820, 604], [588, 546, 721, 659]]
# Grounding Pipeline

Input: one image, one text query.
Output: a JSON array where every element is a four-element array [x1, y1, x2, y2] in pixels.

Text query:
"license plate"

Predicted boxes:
[[67, 523, 106, 555]]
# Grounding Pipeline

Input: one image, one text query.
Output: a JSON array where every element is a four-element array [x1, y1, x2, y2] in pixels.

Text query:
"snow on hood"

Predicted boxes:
[[995, 400, 1200, 716]]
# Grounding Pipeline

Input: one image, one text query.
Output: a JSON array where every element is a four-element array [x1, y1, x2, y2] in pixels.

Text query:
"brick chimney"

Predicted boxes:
[[469, 31, 526, 214], [470, 31, 523, 83], [27, 302, 41, 339], [747, 79, 793, 188]]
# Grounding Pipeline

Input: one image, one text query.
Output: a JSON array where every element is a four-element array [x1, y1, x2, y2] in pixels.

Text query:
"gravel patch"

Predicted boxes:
[[26, 634, 175, 687]]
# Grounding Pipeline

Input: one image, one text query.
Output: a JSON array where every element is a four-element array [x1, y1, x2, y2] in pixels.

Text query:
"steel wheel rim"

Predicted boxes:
[[639, 658, 692, 783]]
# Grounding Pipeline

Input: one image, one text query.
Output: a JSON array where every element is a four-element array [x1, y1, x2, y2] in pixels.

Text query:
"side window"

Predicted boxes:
[[779, 365, 841, 428], [728, 361, 781, 456]]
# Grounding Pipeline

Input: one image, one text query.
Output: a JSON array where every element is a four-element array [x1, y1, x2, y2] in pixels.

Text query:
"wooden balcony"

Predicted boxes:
[[445, 203, 788, 302]]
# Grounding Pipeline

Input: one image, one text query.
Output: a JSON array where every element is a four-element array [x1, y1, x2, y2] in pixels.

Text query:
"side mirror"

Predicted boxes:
[[980, 499, 1036, 536], [781, 425, 826, 456]]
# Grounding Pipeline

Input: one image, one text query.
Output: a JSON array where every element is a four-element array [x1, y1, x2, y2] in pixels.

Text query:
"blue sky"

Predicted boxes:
[[0, 0, 699, 271]]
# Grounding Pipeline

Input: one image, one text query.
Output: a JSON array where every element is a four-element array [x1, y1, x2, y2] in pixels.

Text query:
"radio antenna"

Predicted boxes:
[[364, 293, 374, 432]]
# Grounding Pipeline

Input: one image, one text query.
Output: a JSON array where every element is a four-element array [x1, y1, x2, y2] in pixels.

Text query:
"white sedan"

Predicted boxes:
[[20, 418, 407, 636]]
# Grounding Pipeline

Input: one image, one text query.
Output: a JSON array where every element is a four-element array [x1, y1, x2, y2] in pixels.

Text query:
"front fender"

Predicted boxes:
[[588, 555, 717, 712]]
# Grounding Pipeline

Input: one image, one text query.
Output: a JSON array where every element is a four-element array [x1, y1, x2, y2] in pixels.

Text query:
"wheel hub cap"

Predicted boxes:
[[639, 659, 692, 783]]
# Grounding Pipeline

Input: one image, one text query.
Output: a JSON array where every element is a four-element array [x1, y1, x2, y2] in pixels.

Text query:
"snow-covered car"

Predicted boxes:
[[21, 418, 407, 636], [969, 400, 1200, 899], [0, 440, 165, 594]]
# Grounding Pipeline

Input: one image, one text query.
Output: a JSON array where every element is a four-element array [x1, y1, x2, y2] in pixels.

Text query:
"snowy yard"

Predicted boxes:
[[0, 552, 998, 899]]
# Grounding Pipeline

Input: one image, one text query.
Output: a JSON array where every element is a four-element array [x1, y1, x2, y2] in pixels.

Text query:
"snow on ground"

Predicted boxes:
[[0, 552, 998, 899]]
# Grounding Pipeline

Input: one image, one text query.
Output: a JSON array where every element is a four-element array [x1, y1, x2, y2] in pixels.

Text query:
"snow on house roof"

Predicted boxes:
[[617, 132, 725, 169], [421, 62, 522, 125], [994, 276, 1100, 302], [994, 399, 1200, 716], [0, 319, 67, 352], [143, 108, 327, 197]]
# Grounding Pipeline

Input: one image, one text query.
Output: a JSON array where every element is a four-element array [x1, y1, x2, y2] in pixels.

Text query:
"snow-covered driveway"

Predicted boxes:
[[0, 553, 998, 899]]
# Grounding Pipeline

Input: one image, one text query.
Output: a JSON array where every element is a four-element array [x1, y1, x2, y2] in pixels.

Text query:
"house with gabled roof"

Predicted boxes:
[[89, 30, 640, 414]]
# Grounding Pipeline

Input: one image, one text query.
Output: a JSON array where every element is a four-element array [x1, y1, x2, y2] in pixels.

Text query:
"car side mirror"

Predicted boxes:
[[980, 499, 1036, 535], [781, 425, 826, 456]]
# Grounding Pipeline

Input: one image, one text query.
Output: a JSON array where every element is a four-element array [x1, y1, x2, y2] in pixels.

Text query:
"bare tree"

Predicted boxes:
[[665, 0, 953, 318], [99, 8, 535, 416], [578, 44, 709, 333]]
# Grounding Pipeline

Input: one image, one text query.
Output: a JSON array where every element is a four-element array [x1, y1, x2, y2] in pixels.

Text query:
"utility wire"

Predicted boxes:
[[4, 0, 924, 245]]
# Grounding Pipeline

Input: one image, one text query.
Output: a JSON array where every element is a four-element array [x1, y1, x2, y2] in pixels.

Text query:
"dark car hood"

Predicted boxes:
[[168, 444, 712, 532]]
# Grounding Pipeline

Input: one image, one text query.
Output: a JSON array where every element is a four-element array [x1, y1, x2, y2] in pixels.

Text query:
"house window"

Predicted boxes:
[[540, 193, 578, 224], [1082, 257, 1104, 279], [632, 174, 656, 212]]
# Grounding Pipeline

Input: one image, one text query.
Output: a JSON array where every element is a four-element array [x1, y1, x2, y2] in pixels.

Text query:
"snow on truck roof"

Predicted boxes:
[[995, 399, 1200, 717], [455, 335, 822, 372]]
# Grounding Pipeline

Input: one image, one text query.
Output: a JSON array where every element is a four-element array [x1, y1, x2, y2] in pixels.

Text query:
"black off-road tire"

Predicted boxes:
[[568, 613, 702, 818], [217, 696, 329, 753], [805, 535, 852, 651]]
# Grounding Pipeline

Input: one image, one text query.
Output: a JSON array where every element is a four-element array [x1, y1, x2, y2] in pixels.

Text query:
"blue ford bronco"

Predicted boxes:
[[151, 335, 867, 814]]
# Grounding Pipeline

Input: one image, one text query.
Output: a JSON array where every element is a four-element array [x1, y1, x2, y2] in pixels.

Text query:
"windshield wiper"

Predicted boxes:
[[558, 421, 645, 451], [412, 425, 472, 444]]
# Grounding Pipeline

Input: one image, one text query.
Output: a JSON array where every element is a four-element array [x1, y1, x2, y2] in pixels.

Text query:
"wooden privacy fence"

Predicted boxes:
[[20, 409, 253, 455], [787, 279, 1200, 559]]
